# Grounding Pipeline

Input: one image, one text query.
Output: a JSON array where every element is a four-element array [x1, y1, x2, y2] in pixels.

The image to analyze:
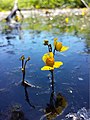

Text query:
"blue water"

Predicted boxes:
[[0, 25, 90, 120]]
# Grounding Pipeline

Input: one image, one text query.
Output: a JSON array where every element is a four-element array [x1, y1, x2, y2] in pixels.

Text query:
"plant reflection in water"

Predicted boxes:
[[45, 70, 68, 120], [24, 86, 35, 109], [0, 35, 14, 48]]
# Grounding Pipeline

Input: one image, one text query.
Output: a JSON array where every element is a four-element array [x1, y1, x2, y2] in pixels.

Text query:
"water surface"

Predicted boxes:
[[0, 14, 90, 120]]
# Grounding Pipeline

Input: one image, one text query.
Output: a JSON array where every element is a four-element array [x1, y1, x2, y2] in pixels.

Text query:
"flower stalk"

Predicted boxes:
[[20, 55, 30, 84]]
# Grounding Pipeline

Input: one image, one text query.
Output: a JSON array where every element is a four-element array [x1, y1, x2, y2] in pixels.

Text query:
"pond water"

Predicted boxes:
[[0, 14, 90, 120]]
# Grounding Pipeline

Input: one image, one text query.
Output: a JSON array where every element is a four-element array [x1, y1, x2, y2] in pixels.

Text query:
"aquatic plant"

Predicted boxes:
[[41, 40, 69, 119], [41, 66, 67, 120], [20, 55, 37, 87], [41, 39, 69, 100], [41, 39, 69, 88], [41, 52, 63, 71], [20, 55, 31, 87], [53, 38, 69, 55], [42, 39, 69, 70]]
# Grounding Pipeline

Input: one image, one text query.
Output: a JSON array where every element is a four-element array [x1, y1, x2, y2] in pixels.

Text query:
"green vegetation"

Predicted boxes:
[[0, 0, 90, 11]]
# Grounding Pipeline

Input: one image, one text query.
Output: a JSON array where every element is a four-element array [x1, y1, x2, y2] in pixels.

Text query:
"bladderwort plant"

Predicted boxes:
[[20, 55, 31, 87], [41, 38, 69, 86], [20, 55, 39, 88], [40, 38, 69, 119]]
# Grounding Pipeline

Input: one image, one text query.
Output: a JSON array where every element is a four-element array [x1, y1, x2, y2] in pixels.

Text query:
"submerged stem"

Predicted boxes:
[[50, 70, 54, 92]]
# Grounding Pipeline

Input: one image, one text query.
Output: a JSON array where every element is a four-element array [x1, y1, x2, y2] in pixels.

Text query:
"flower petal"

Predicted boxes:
[[42, 53, 49, 63], [41, 66, 54, 70], [42, 52, 54, 63], [49, 52, 54, 58], [54, 61, 63, 68], [60, 46, 69, 52]]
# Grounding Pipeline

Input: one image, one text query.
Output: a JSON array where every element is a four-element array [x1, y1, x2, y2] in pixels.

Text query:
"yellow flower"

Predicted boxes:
[[81, 8, 87, 16], [54, 38, 69, 52], [82, 11, 85, 16], [41, 52, 63, 70], [35, 5, 40, 9], [15, 15, 21, 22], [65, 17, 69, 23], [48, 24, 52, 29]]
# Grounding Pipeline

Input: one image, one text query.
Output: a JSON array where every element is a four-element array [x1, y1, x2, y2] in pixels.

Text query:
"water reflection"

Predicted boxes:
[[2, 16, 23, 40], [0, 12, 89, 119], [3, 24, 23, 40], [0, 40, 14, 47], [45, 92, 67, 120], [0, 35, 15, 48], [24, 86, 35, 109], [84, 38, 90, 54], [45, 71, 67, 120]]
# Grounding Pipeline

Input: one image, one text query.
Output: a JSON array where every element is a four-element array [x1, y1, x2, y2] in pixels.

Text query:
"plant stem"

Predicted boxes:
[[51, 70, 54, 92], [53, 48, 55, 56]]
